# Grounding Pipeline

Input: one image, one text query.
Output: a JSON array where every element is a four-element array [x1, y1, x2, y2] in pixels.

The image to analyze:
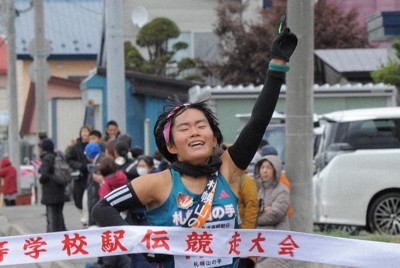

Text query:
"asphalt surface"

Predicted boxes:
[[0, 201, 348, 268], [0, 201, 96, 268]]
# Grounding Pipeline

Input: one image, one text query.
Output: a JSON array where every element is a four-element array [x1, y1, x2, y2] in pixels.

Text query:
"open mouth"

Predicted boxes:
[[189, 141, 204, 147]]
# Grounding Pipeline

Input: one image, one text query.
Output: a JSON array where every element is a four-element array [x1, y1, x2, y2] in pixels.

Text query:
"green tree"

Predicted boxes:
[[213, 0, 370, 85], [125, 17, 203, 81], [371, 41, 400, 104]]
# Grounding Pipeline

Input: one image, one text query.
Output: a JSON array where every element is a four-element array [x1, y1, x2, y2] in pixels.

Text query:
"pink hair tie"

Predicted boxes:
[[163, 103, 190, 143]]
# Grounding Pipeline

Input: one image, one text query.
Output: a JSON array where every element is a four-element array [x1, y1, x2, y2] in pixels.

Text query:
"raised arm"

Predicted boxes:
[[228, 29, 297, 170]]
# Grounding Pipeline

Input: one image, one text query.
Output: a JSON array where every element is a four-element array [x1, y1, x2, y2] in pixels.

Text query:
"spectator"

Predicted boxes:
[[87, 156, 130, 268], [136, 155, 159, 175], [114, 141, 138, 181], [39, 138, 67, 232], [104, 120, 120, 142], [238, 172, 259, 268], [153, 149, 169, 171], [254, 155, 291, 268], [89, 130, 105, 152], [0, 157, 17, 206], [260, 142, 278, 157], [220, 144, 258, 268], [251, 139, 268, 165], [259, 143, 293, 218], [66, 126, 91, 210], [105, 139, 117, 158], [83, 142, 103, 228], [97, 156, 128, 199]]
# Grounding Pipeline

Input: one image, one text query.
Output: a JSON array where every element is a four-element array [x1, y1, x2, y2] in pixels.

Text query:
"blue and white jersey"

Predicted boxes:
[[146, 168, 239, 268]]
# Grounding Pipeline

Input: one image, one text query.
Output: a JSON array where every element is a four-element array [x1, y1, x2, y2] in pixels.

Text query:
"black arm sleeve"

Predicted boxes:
[[228, 70, 285, 170], [91, 183, 146, 227]]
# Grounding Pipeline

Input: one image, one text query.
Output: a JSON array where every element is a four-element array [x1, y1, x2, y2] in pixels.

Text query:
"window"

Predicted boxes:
[[263, 0, 272, 8], [346, 119, 400, 149]]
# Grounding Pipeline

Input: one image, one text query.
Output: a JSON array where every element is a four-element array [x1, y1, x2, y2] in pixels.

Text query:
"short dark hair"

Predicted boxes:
[[89, 130, 102, 138], [106, 120, 118, 128], [137, 155, 154, 168], [154, 97, 223, 163]]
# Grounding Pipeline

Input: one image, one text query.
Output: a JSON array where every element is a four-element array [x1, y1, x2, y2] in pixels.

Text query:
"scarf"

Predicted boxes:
[[170, 155, 222, 178]]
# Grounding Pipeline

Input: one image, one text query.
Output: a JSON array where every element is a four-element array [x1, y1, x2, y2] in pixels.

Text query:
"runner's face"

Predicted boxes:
[[167, 108, 216, 165]]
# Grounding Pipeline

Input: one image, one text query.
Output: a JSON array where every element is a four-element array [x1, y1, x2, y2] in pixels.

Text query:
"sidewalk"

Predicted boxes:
[[0, 201, 96, 268]]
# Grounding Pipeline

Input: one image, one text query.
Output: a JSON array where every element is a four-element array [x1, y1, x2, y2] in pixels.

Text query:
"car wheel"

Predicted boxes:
[[368, 192, 400, 235]]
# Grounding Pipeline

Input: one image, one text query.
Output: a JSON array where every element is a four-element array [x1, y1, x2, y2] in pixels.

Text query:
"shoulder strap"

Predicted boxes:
[[183, 172, 218, 228]]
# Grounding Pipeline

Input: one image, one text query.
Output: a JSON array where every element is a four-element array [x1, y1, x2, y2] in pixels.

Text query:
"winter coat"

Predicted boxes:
[[238, 173, 259, 229], [0, 158, 18, 195], [87, 153, 104, 226], [66, 138, 88, 181], [255, 155, 290, 231], [98, 170, 128, 199], [255, 155, 292, 268], [39, 152, 65, 205], [119, 159, 139, 181]]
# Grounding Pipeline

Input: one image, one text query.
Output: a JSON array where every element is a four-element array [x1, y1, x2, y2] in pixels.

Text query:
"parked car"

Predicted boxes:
[[313, 107, 400, 235]]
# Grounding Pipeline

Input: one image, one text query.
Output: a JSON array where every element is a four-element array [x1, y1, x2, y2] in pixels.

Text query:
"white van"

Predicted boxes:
[[313, 107, 400, 235]]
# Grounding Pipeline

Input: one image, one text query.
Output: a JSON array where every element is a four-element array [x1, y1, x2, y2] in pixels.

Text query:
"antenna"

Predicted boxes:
[[131, 6, 149, 28]]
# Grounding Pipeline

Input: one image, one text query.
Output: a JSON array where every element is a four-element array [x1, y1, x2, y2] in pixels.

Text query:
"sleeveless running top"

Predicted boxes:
[[146, 168, 239, 268]]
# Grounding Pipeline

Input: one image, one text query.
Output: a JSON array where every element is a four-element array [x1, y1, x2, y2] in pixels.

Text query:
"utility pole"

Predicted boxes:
[[285, 0, 314, 262], [105, 0, 126, 133], [6, 0, 21, 191], [29, 0, 51, 150]]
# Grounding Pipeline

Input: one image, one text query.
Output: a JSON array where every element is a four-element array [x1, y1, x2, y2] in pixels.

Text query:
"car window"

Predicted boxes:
[[345, 119, 400, 149], [263, 125, 285, 163]]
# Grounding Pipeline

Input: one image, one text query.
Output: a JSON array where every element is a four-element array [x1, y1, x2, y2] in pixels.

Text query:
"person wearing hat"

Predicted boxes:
[[82, 142, 103, 228], [39, 138, 67, 232]]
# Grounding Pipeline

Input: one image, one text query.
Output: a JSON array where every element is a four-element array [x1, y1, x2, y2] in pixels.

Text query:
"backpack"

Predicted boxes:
[[52, 153, 73, 186]]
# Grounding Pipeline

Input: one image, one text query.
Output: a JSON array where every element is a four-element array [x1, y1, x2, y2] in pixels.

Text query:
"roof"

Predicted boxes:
[[0, 37, 7, 74], [96, 68, 199, 100], [322, 107, 400, 123], [189, 82, 397, 101], [314, 48, 388, 73], [15, 0, 103, 59]]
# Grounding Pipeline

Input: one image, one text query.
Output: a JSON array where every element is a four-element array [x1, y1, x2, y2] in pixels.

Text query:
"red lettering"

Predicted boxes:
[[0, 241, 9, 262], [249, 233, 266, 253], [141, 229, 170, 251], [228, 231, 241, 255], [278, 235, 299, 257], [101, 230, 128, 253], [185, 231, 213, 254], [23, 237, 47, 259], [62, 233, 89, 256]]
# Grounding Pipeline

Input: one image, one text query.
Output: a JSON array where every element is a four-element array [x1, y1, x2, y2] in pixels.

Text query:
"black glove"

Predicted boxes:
[[270, 28, 298, 62]]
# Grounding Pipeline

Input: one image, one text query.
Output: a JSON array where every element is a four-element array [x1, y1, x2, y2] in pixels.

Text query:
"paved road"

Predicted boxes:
[[0, 201, 348, 268], [0, 201, 96, 268]]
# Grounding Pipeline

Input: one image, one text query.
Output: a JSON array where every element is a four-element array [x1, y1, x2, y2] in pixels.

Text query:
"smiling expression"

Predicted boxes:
[[167, 108, 217, 165]]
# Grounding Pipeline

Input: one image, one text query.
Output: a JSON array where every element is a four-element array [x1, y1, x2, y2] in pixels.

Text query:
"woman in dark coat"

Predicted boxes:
[[66, 126, 90, 210], [39, 138, 66, 232]]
